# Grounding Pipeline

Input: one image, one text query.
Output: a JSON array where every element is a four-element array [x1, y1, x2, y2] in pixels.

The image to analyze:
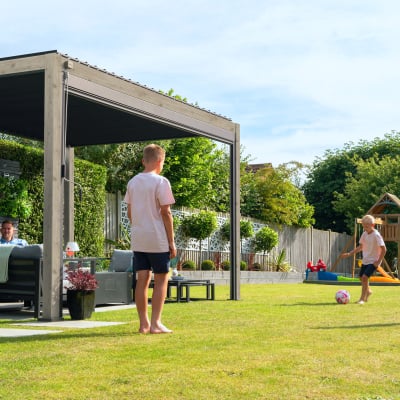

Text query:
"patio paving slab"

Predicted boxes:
[[0, 328, 61, 337], [0, 303, 136, 337], [16, 320, 125, 329]]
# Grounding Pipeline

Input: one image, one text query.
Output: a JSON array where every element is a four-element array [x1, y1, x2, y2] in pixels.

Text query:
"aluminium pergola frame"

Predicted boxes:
[[0, 51, 241, 320]]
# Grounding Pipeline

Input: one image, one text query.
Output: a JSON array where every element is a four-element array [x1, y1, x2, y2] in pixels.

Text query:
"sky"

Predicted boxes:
[[2, 0, 400, 166]]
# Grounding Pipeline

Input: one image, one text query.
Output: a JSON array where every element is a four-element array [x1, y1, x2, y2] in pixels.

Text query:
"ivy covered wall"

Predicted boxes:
[[0, 140, 107, 256]]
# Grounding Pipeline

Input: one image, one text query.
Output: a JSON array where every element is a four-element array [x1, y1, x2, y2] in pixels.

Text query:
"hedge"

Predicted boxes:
[[0, 139, 107, 256]]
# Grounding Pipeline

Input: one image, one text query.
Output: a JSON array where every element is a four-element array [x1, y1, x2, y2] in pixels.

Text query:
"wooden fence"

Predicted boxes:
[[104, 193, 353, 274]]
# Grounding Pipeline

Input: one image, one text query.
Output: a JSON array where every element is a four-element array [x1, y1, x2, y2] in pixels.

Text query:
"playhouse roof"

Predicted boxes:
[[367, 193, 400, 215]]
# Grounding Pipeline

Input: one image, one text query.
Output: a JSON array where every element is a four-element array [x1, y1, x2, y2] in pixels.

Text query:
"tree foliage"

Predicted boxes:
[[0, 176, 32, 219], [74, 160, 107, 256], [221, 220, 254, 242], [162, 138, 229, 211], [333, 154, 400, 232], [75, 142, 148, 192], [181, 210, 218, 265], [253, 226, 279, 255], [303, 131, 400, 232], [181, 210, 218, 242], [75, 137, 231, 211], [242, 164, 314, 227]]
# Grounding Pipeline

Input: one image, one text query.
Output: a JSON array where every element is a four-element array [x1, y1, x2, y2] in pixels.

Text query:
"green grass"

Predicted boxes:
[[1, 284, 400, 400]]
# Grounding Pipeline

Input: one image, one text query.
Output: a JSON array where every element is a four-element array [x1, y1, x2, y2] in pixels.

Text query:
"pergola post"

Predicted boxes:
[[230, 123, 241, 300], [64, 146, 75, 244], [42, 56, 64, 321]]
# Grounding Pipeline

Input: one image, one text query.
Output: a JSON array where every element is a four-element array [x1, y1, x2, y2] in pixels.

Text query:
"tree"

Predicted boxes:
[[240, 165, 263, 219], [75, 142, 153, 192], [75, 137, 231, 211], [253, 226, 279, 255], [332, 154, 400, 264], [162, 138, 229, 210], [221, 220, 254, 252], [333, 154, 400, 232], [181, 210, 217, 267], [303, 131, 400, 232], [243, 164, 314, 227]]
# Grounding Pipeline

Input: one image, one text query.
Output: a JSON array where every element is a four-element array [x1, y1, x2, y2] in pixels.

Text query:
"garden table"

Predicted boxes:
[[150, 279, 215, 302]]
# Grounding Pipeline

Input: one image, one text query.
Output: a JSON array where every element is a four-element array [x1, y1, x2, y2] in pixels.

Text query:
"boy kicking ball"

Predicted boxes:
[[341, 215, 386, 304]]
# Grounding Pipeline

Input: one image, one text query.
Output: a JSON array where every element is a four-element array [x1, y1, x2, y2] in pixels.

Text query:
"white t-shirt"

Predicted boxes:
[[124, 172, 175, 253], [359, 229, 385, 265]]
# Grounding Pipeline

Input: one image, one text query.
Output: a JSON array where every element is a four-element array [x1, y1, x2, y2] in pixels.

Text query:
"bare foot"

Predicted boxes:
[[366, 290, 373, 302], [138, 326, 150, 334], [150, 323, 173, 334]]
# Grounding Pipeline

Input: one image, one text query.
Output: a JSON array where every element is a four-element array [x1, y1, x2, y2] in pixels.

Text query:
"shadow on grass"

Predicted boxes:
[[280, 302, 338, 306], [313, 322, 400, 329]]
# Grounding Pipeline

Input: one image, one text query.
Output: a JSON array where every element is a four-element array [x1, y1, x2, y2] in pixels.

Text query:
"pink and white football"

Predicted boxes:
[[335, 289, 350, 304]]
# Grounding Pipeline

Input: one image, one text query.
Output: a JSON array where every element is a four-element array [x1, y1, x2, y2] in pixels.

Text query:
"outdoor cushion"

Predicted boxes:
[[109, 250, 133, 272], [10, 244, 43, 259]]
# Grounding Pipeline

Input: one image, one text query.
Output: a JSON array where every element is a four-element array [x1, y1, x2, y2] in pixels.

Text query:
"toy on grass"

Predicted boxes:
[[306, 259, 327, 273], [335, 289, 350, 304]]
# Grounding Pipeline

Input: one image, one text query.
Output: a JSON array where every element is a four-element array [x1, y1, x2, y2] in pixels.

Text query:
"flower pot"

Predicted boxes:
[[67, 290, 95, 320]]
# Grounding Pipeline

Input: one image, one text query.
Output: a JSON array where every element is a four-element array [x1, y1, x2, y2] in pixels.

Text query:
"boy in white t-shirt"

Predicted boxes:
[[341, 214, 386, 304], [124, 144, 176, 333]]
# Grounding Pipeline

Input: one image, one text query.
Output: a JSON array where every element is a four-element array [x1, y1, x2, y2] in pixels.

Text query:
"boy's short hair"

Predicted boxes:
[[143, 144, 165, 163], [362, 214, 375, 225]]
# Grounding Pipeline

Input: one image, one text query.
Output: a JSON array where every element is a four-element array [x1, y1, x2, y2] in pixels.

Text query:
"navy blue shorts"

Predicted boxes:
[[359, 263, 376, 278], [133, 251, 170, 274]]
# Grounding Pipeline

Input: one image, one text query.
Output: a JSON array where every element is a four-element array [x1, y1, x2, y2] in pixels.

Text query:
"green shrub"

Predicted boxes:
[[252, 262, 261, 271], [220, 260, 246, 271], [221, 260, 230, 271], [181, 260, 196, 270], [0, 176, 32, 219], [201, 259, 215, 270]]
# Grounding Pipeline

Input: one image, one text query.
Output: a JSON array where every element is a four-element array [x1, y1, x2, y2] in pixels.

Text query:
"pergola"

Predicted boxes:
[[0, 50, 241, 321]]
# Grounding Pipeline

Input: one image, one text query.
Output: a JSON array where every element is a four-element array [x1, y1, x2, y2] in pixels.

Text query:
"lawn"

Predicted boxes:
[[0, 283, 399, 400]]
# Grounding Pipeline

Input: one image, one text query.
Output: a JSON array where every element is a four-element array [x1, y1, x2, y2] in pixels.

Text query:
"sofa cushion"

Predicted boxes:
[[10, 244, 43, 259], [109, 250, 133, 272]]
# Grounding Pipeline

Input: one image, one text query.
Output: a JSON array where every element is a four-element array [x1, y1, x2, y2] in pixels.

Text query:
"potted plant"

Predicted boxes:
[[64, 265, 98, 320]]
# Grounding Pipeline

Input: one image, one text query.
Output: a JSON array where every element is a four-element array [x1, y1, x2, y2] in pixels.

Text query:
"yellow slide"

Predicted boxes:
[[370, 266, 400, 283]]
